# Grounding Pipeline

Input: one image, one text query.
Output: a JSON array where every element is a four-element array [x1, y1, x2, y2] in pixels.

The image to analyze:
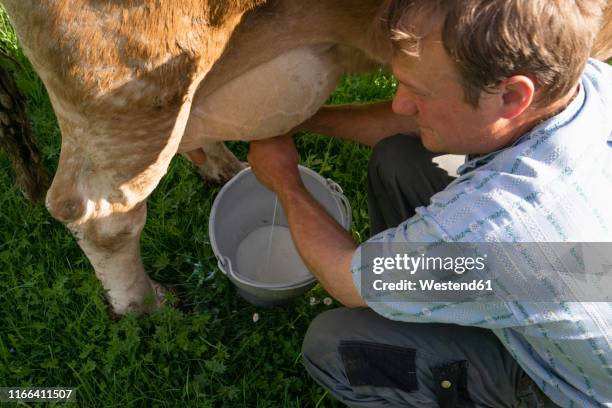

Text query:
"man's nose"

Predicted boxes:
[[392, 86, 418, 116]]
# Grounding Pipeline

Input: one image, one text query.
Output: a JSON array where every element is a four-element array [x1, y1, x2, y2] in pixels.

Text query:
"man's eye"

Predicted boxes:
[[404, 85, 426, 97]]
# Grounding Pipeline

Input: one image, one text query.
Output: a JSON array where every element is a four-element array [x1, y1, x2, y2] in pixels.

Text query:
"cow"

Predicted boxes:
[[1, 0, 610, 316]]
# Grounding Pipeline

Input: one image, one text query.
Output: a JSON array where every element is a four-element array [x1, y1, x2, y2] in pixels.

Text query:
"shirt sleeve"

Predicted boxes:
[[350, 212, 522, 329]]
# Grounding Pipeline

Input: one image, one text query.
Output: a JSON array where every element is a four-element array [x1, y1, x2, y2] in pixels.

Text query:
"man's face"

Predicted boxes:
[[391, 37, 508, 155]]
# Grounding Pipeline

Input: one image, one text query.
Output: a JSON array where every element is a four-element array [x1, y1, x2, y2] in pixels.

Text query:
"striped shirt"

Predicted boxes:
[[352, 59, 612, 407]]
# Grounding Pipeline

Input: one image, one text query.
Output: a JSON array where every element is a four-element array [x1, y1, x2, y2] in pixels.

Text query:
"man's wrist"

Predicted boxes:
[[277, 181, 307, 200]]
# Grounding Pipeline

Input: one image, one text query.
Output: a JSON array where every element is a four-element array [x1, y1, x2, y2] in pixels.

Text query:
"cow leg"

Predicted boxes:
[[74, 201, 164, 316], [183, 143, 246, 184], [45, 107, 187, 316], [46, 159, 165, 315], [47, 169, 164, 315]]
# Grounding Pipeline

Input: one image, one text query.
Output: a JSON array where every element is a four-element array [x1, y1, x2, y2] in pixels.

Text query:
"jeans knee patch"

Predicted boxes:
[[431, 360, 471, 408], [338, 340, 417, 393]]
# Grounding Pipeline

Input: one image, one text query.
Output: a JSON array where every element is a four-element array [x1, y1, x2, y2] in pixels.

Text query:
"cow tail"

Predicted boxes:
[[0, 59, 51, 203]]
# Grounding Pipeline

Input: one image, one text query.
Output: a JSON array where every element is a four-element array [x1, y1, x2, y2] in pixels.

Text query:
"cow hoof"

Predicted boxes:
[[105, 278, 172, 319], [137, 278, 175, 312]]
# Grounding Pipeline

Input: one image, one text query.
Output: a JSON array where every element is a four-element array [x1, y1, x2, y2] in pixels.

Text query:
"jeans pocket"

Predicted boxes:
[[338, 340, 418, 393]]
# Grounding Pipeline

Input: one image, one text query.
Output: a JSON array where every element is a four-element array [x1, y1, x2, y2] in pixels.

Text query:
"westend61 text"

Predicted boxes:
[[373, 279, 493, 292], [372, 254, 487, 275]]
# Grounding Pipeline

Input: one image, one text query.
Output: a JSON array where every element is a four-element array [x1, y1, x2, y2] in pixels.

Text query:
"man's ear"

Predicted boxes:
[[498, 76, 535, 119]]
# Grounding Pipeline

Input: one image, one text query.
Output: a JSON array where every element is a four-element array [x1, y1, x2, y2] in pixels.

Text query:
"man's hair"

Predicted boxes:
[[382, 0, 607, 107]]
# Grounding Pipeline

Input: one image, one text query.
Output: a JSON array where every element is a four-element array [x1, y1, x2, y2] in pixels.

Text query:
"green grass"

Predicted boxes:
[[0, 8, 397, 408]]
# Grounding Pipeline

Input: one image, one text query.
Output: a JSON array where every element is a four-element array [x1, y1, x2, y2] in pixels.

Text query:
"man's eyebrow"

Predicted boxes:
[[403, 81, 428, 93], [397, 77, 430, 95], [391, 68, 429, 95]]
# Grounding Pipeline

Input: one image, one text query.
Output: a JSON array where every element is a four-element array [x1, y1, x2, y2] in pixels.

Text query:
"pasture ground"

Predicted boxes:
[[0, 8, 397, 407]]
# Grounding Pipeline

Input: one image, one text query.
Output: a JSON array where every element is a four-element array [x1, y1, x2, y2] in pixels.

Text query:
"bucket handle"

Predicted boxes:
[[326, 178, 352, 230], [216, 255, 233, 277]]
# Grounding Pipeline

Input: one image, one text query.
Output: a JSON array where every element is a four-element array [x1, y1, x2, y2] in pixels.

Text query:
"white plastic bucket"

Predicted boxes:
[[209, 165, 351, 305]]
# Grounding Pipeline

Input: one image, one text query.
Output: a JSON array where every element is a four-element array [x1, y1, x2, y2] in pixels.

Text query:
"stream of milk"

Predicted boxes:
[[263, 196, 279, 277]]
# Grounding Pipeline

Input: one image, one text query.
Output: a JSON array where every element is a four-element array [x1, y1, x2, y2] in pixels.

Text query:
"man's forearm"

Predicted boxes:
[[294, 101, 419, 146], [277, 185, 366, 308]]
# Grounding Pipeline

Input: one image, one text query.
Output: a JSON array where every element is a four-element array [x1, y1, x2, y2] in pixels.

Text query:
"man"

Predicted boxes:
[[247, 0, 612, 406]]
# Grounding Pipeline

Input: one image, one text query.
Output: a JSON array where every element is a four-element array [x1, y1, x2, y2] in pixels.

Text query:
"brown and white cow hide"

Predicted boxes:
[[1, 0, 390, 315]]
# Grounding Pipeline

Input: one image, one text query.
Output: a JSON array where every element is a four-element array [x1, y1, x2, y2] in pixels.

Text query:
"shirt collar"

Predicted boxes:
[[457, 81, 586, 176]]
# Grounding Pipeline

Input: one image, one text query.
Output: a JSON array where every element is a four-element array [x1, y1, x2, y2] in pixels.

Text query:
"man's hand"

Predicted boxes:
[[247, 135, 303, 194]]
